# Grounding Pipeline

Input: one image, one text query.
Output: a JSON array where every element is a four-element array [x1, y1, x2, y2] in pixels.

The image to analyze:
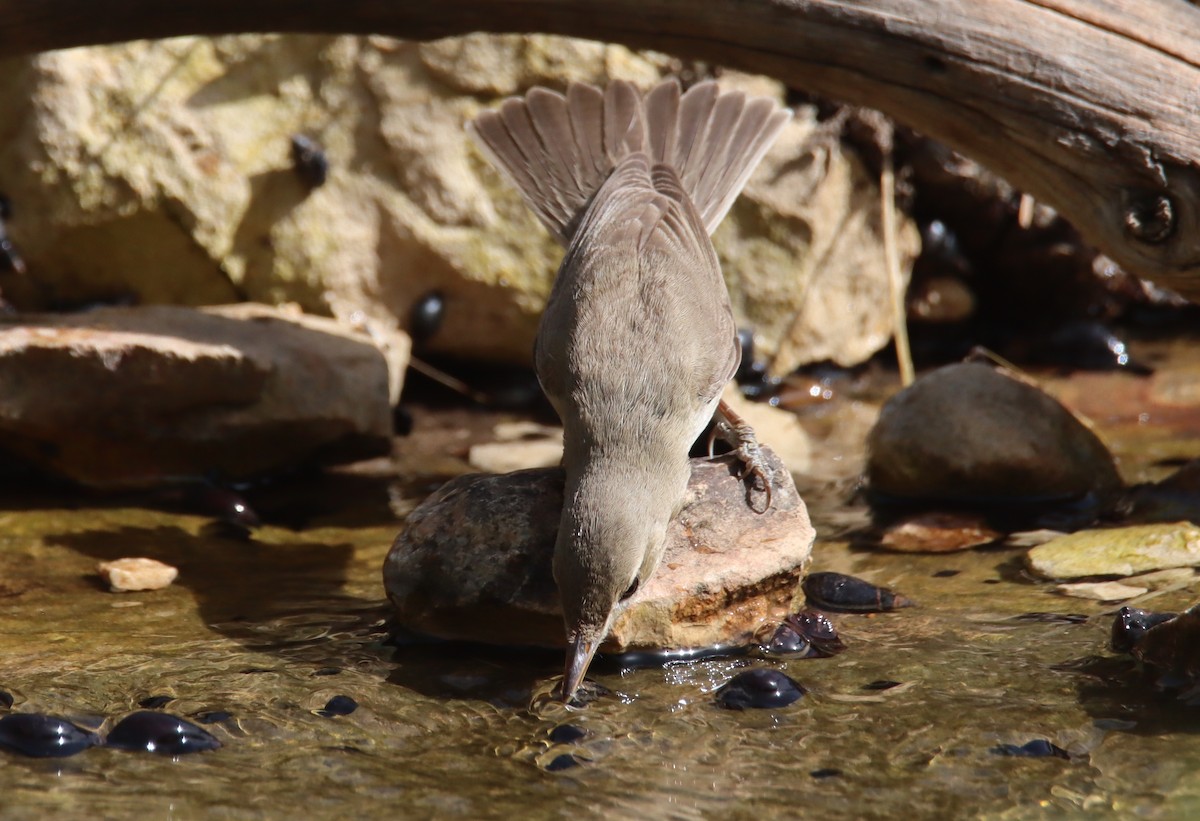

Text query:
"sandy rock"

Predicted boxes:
[[98, 558, 178, 592], [384, 447, 814, 652], [0, 34, 914, 371], [0, 303, 394, 487], [867, 363, 1123, 506], [1026, 523, 1200, 580]]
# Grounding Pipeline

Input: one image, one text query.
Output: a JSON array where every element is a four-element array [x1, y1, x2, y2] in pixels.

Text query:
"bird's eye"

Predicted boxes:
[[620, 578, 640, 601]]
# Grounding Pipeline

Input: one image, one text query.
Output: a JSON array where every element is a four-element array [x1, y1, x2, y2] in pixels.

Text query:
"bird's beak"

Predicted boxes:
[[561, 634, 601, 703]]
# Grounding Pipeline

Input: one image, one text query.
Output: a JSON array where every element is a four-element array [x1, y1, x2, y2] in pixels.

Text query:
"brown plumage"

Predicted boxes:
[[471, 79, 789, 701]]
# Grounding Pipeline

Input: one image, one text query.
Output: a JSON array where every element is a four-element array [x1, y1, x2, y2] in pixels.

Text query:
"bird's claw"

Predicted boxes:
[[709, 415, 774, 514]]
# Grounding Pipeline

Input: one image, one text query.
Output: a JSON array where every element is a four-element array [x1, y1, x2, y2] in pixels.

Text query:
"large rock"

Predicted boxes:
[[0, 34, 915, 370], [384, 448, 814, 653], [0, 303, 397, 487], [867, 362, 1123, 505]]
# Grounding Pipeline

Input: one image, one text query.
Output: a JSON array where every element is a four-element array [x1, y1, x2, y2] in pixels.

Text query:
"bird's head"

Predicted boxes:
[[553, 457, 687, 702]]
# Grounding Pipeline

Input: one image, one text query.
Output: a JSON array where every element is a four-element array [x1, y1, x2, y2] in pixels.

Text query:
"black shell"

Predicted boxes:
[[802, 572, 913, 612], [1111, 606, 1177, 654], [106, 711, 221, 755], [0, 713, 100, 758], [715, 669, 805, 710], [763, 610, 847, 658]]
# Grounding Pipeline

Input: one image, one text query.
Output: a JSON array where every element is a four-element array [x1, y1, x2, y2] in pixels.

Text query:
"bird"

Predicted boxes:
[[470, 78, 790, 702]]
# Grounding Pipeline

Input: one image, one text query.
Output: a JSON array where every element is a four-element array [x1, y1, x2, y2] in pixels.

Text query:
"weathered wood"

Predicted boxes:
[[0, 0, 1198, 292]]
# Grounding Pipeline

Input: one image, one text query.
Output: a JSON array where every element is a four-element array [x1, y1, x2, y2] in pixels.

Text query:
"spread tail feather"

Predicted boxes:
[[470, 79, 791, 245]]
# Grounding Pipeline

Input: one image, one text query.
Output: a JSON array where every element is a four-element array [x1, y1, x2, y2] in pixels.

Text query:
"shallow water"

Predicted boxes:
[[3, 354, 1200, 819]]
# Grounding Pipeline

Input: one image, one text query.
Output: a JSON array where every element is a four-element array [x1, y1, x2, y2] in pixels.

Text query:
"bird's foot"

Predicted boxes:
[[709, 399, 774, 513]]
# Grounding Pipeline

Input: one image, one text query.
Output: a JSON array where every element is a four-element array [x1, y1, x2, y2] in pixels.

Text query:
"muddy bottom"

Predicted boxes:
[[3, 347, 1200, 819]]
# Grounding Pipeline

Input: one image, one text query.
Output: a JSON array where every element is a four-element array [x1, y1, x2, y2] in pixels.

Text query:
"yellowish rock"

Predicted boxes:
[[98, 558, 179, 592], [1026, 523, 1200, 580]]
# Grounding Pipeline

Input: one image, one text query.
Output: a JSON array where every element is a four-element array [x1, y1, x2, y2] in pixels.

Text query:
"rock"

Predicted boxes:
[[867, 363, 1123, 506], [384, 447, 814, 652], [0, 303, 394, 487], [97, 558, 179, 592], [1054, 581, 1147, 602], [1026, 523, 1200, 580], [0, 34, 914, 371], [879, 511, 1001, 552]]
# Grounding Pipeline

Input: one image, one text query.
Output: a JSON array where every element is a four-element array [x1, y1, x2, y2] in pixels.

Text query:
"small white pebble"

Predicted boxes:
[[97, 557, 179, 592]]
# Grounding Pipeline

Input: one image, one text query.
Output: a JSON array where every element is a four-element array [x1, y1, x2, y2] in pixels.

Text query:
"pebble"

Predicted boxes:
[[105, 711, 221, 755], [0, 713, 100, 758], [714, 669, 805, 710], [97, 557, 178, 592]]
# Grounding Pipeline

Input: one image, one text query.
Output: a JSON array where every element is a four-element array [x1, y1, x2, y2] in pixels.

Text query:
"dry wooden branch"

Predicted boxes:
[[1, 0, 1197, 293]]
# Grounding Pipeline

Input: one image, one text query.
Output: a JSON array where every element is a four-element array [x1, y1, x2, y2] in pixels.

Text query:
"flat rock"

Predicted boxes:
[[384, 447, 814, 653], [0, 303, 396, 487], [867, 363, 1122, 505], [879, 512, 1001, 553], [1055, 581, 1148, 602], [1026, 523, 1200, 580]]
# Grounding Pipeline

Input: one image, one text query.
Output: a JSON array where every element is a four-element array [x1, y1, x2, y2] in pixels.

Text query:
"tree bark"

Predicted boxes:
[[0, 0, 1197, 291]]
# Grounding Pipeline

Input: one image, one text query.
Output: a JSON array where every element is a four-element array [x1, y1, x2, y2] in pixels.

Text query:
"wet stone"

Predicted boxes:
[[0, 713, 100, 758], [867, 362, 1122, 508], [991, 739, 1070, 759], [863, 680, 902, 691], [1111, 607, 1177, 654], [810, 768, 843, 779], [802, 572, 913, 613], [193, 711, 233, 725], [317, 695, 358, 717], [105, 711, 221, 755], [715, 669, 805, 711], [0, 690, 12, 709]]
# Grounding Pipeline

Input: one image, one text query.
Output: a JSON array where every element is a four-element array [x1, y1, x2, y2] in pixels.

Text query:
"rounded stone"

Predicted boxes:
[[867, 363, 1122, 505]]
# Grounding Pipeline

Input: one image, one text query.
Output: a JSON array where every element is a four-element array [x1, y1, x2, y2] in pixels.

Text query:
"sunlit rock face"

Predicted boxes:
[[0, 34, 914, 370]]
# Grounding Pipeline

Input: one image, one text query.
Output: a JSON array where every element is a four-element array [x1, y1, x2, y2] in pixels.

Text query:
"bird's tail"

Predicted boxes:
[[469, 78, 791, 246]]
